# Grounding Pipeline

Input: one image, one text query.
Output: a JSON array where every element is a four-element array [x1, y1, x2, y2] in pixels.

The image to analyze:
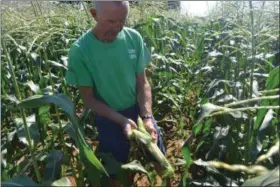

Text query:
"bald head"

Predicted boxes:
[[93, 1, 129, 14], [90, 1, 129, 42]]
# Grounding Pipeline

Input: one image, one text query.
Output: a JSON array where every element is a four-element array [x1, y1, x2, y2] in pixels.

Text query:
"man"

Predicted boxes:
[[65, 1, 166, 185]]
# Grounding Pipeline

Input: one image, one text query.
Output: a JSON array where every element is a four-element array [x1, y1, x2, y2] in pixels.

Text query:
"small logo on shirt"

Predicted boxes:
[[128, 49, 136, 59]]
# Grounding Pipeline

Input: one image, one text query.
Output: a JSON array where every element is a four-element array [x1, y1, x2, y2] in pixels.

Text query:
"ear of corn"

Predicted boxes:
[[137, 116, 150, 135], [128, 117, 174, 178], [132, 130, 153, 144]]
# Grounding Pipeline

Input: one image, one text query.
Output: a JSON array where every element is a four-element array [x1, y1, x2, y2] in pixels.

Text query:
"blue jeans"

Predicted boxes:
[[95, 104, 166, 164]]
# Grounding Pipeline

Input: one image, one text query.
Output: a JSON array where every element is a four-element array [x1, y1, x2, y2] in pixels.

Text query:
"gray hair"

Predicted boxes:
[[93, 1, 129, 13]]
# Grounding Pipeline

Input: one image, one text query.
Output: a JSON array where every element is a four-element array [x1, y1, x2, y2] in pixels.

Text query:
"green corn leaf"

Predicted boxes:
[[42, 150, 64, 185], [18, 94, 109, 186], [181, 139, 192, 168], [121, 160, 148, 174], [252, 66, 280, 156], [23, 80, 40, 94], [15, 114, 40, 147], [265, 67, 279, 90], [2, 175, 40, 187]]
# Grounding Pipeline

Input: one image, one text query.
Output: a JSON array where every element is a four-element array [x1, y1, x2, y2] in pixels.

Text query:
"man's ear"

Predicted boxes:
[[89, 8, 98, 22]]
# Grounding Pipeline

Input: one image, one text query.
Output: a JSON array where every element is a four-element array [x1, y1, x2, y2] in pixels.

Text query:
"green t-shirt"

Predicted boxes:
[[65, 27, 152, 111]]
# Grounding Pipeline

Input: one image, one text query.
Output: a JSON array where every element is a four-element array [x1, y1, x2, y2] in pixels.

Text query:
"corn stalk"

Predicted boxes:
[[2, 39, 42, 183], [247, 0, 257, 164], [42, 51, 69, 176]]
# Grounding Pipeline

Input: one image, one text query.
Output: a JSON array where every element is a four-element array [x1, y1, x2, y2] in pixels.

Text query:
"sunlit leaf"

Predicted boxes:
[[24, 80, 40, 93], [266, 66, 279, 90], [121, 160, 148, 174], [206, 79, 235, 96], [30, 53, 40, 66], [15, 114, 40, 146], [60, 56, 68, 67], [5, 94, 19, 104], [51, 177, 73, 186], [251, 109, 275, 159], [48, 60, 67, 70], [197, 103, 223, 123], [242, 167, 279, 186], [206, 125, 230, 160], [208, 50, 223, 57], [216, 95, 238, 105]]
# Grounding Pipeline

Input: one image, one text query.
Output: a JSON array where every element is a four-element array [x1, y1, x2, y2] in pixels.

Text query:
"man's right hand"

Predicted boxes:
[[122, 119, 137, 138]]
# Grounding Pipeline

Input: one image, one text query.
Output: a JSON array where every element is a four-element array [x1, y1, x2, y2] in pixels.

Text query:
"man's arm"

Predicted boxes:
[[136, 69, 152, 117], [79, 86, 130, 128]]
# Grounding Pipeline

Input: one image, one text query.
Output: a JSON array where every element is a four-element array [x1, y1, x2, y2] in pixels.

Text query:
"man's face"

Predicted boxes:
[[93, 3, 128, 42]]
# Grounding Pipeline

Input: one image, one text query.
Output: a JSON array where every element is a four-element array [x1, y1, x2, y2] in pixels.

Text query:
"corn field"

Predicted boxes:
[[1, 1, 279, 187]]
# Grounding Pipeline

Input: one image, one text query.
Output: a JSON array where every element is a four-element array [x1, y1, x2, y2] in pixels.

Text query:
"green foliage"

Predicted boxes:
[[1, 1, 279, 186], [18, 94, 109, 186]]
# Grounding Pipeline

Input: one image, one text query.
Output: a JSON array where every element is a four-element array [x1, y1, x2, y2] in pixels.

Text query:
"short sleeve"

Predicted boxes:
[[65, 44, 93, 86], [136, 33, 152, 74]]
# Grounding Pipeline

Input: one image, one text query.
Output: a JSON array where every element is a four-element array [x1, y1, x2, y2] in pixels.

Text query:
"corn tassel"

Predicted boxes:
[[206, 161, 268, 175]]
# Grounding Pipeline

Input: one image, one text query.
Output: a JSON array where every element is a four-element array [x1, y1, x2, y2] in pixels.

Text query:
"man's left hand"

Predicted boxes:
[[143, 119, 158, 143]]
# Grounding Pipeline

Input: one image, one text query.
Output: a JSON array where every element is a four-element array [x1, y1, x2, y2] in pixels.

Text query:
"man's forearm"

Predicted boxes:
[[84, 96, 127, 126], [137, 79, 153, 117]]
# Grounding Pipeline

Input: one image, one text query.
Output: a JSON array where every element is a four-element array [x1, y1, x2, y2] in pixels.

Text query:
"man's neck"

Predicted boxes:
[[92, 27, 116, 43], [92, 27, 105, 42]]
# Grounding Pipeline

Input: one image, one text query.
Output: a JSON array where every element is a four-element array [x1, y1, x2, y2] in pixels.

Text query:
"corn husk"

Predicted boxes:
[[128, 116, 174, 178]]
